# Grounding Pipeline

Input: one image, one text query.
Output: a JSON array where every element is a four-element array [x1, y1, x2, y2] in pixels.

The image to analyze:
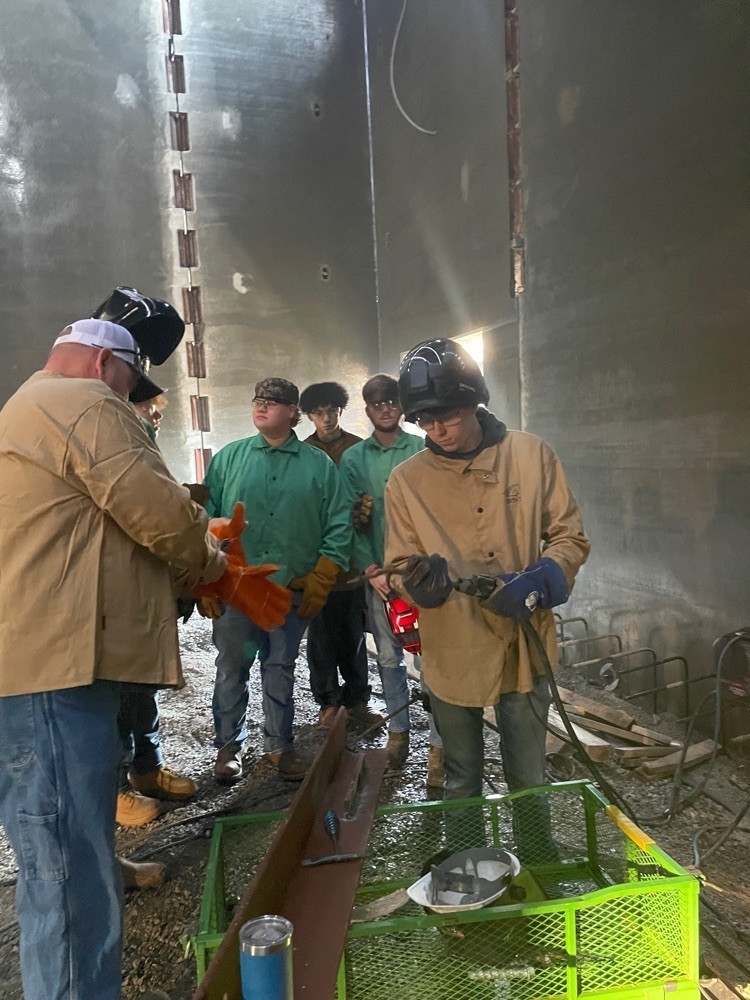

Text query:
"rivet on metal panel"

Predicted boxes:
[[193, 448, 212, 481], [177, 230, 199, 268], [172, 171, 195, 211], [320, 266, 330, 281], [313, 102, 322, 118], [165, 54, 186, 94], [186, 341, 207, 379], [182, 286, 203, 325], [190, 395, 211, 432], [162, 0, 182, 35], [169, 112, 190, 151]]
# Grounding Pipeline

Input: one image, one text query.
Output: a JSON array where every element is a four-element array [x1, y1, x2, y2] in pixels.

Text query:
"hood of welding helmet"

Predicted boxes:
[[407, 847, 520, 913], [91, 286, 185, 365], [398, 338, 489, 423]]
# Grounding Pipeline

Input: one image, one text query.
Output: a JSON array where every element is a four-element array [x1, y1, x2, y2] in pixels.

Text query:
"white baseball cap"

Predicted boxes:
[[54, 319, 162, 401]]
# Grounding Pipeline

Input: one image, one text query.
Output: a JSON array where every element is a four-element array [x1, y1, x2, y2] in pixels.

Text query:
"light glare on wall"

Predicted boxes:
[[455, 330, 484, 372]]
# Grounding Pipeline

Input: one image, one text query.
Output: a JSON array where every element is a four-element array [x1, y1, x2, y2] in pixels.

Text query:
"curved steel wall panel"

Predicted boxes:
[[364, 0, 517, 423], [519, 0, 750, 669], [168, 0, 379, 472], [0, 0, 171, 408]]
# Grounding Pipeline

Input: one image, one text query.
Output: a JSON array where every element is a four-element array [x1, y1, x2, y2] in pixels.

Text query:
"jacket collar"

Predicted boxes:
[[250, 430, 301, 452], [365, 428, 413, 452]]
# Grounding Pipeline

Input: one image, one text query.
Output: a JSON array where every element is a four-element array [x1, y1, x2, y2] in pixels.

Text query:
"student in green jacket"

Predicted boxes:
[[204, 378, 352, 783], [339, 374, 426, 771]]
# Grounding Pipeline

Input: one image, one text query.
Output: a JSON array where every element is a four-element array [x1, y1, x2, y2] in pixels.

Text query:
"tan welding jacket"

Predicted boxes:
[[0, 372, 225, 697], [384, 429, 590, 707]]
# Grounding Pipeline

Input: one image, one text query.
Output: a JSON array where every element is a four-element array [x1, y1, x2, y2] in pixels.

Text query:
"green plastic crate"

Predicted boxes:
[[192, 781, 700, 1000]]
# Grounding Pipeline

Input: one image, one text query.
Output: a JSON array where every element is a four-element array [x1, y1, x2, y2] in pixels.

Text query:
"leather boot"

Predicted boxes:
[[317, 706, 339, 729], [130, 766, 198, 801], [119, 856, 166, 890], [264, 749, 307, 781], [214, 743, 243, 785], [386, 731, 409, 771], [426, 744, 445, 790], [347, 703, 385, 728], [116, 789, 162, 827]]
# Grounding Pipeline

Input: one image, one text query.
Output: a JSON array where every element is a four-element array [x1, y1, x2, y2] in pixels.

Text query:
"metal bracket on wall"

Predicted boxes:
[[162, 0, 212, 479]]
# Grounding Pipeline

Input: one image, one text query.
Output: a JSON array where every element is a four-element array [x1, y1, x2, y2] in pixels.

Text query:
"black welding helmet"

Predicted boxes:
[[398, 338, 489, 423], [91, 286, 185, 366]]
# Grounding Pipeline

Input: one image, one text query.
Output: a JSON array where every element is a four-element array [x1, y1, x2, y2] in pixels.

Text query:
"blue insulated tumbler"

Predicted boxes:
[[239, 915, 293, 1000]]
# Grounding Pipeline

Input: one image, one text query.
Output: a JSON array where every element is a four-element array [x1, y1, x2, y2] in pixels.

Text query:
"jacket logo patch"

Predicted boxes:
[[504, 483, 521, 504]]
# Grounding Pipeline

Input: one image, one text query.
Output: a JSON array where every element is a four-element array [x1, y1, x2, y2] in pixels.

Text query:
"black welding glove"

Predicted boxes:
[[402, 554, 453, 609]]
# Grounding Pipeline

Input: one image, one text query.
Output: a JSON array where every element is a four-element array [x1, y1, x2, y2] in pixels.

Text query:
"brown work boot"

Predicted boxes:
[[116, 789, 162, 827], [386, 731, 410, 771], [129, 766, 198, 802], [347, 703, 384, 728], [119, 856, 166, 890], [214, 743, 243, 786], [426, 744, 445, 790], [318, 706, 339, 729], [264, 749, 307, 782]]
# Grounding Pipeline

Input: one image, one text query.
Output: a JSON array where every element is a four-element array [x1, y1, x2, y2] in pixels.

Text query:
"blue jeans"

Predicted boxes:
[[117, 684, 163, 788], [306, 587, 371, 709], [415, 653, 442, 748], [212, 599, 309, 753], [430, 676, 555, 858], [365, 585, 410, 733], [0, 681, 122, 1000]]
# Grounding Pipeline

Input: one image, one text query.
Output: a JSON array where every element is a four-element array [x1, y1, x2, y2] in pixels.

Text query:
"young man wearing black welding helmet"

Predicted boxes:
[[383, 338, 590, 851]]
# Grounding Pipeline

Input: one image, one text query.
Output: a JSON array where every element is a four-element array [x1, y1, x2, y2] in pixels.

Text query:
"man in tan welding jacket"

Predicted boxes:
[[384, 338, 590, 855], [0, 315, 226, 1000]]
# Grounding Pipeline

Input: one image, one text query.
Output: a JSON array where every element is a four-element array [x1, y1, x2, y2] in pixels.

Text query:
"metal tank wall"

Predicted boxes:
[[167, 0, 380, 479], [0, 0, 172, 408], [364, 0, 519, 425], [518, 0, 750, 678]]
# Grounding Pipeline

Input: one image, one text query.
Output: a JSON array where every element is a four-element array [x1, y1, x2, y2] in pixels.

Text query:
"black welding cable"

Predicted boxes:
[[519, 619, 638, 822], [667, 632, 745, 817]]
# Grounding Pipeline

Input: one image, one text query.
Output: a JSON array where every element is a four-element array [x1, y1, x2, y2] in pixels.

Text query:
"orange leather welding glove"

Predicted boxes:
[[193, 503, 292, 632], [289, 555, 341, 618]]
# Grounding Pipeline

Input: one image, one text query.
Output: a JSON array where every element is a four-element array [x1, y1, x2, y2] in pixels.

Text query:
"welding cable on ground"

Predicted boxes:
[[692, 787, 750, 868]]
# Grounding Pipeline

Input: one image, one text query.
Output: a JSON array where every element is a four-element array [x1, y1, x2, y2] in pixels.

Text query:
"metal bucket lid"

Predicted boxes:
[[239, 915, 293, 955]]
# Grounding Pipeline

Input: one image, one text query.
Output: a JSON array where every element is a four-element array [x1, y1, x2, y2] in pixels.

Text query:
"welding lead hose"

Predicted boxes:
[[519, 619, 637, 822]]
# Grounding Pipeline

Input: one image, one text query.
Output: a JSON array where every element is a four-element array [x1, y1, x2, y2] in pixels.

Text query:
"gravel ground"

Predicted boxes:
[[1, 621, 750, 998]]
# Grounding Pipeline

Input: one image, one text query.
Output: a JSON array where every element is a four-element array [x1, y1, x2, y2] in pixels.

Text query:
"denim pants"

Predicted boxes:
[[364, 585, 410, 733], [415, 653, 443, 749], [117, 684, 163, 788], [212, 598, 309, 753], [430, 676, 554, 858], [306, 587, 371, 709], [0, 681, 122, 1000]]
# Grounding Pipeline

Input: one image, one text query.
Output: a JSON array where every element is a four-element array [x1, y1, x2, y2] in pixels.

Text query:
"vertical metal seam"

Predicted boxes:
[[361, 0, 384, 369], [505, 0, 524, 298], [163, 1, 211, 474]]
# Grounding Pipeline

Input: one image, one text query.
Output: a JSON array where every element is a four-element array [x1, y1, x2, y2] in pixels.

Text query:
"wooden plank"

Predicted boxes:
[[563, 712, 662, 746], [548, 708, 611, 761], [546, 732, 566, 754], [638, 739, 716, 779], [556, 686, 635, 730], [613, 745, 682, 768], [700, 977, 745, 1000], [629, 723, 682, 746], [193, 710, 388, 1000]]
